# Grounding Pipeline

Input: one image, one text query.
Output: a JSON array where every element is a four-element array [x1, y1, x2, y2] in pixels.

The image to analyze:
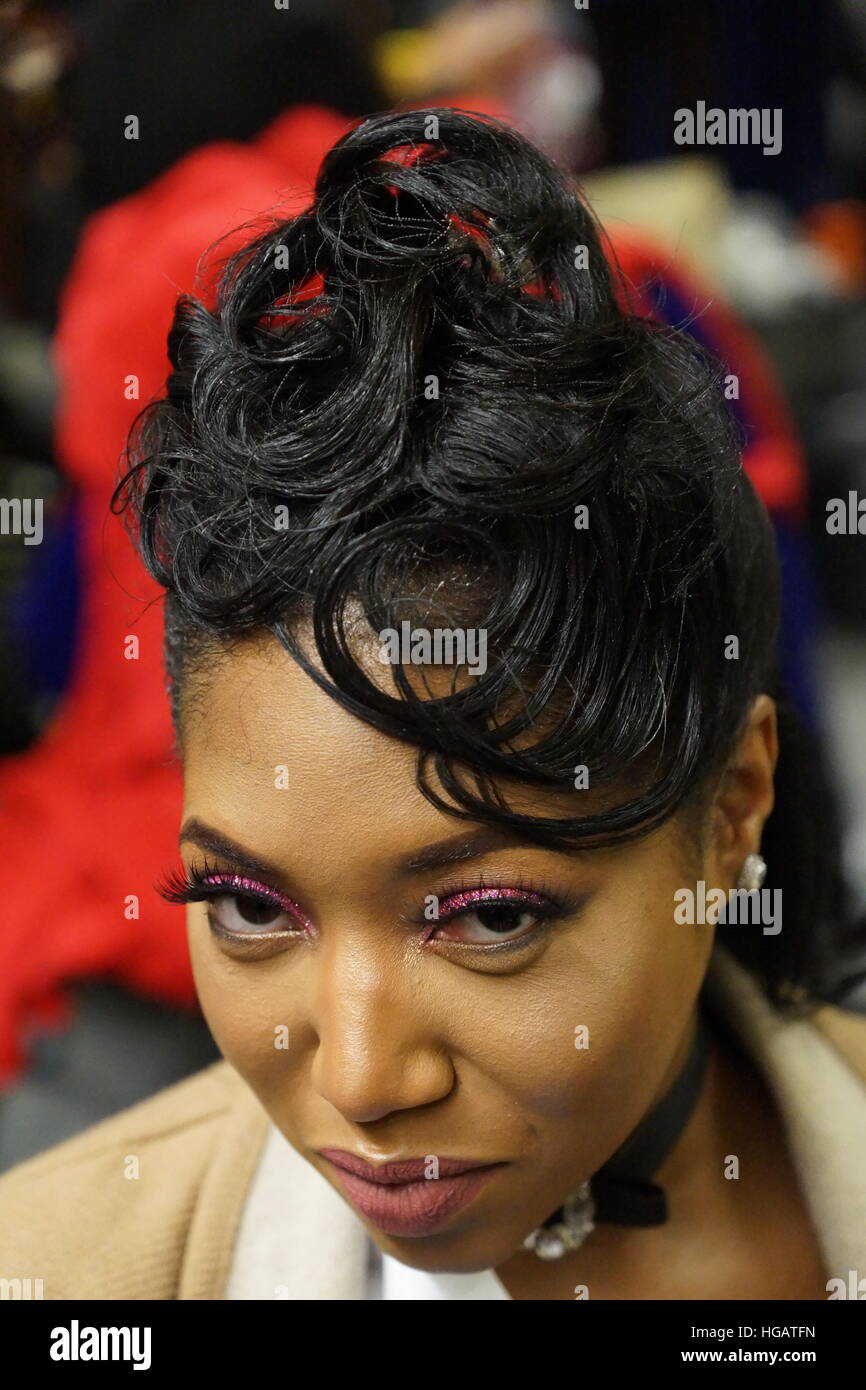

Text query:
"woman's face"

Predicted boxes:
[[178, 630, 735, 1274]]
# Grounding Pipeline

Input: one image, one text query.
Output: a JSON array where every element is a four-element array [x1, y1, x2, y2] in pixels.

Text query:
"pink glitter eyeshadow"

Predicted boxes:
[[202, 873, 313, 929], [438, 886, 548, 915]]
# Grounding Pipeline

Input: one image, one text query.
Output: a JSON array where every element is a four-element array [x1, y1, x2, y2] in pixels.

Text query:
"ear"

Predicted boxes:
[[707, 694, 778, 887]]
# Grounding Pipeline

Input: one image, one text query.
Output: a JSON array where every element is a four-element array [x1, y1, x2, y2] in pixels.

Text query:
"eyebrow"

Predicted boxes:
[[179, 819, 286, 880], [178, 818, 556, 882], [397, 826, 537, 874]]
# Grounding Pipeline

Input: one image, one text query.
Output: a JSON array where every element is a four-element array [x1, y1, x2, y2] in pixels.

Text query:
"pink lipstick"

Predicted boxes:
[[319, 1149, 504, 1237]]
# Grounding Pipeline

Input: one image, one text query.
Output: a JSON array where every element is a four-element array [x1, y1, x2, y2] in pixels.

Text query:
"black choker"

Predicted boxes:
[[523, 1012, 711, 1259]]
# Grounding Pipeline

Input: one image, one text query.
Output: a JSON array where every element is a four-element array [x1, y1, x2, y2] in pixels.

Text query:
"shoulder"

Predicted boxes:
[[0, 1060, 267, 1300]]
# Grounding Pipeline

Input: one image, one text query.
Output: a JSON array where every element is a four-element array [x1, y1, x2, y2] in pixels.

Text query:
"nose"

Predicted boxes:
[[309, 930, 455, 1124]]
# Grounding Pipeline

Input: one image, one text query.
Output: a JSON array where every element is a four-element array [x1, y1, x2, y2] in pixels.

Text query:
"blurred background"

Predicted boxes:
[[0, 0, 864, 1170]]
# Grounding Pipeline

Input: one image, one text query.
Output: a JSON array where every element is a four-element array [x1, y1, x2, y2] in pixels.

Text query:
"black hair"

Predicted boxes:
[[113, 107, 862, 1008]]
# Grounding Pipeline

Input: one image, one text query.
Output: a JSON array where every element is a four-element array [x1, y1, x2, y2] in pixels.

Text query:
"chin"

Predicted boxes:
[[373, 1223, 521, 1275]]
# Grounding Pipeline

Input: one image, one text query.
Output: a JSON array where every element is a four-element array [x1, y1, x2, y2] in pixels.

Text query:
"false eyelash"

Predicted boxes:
[[155, 856, 287, 911]]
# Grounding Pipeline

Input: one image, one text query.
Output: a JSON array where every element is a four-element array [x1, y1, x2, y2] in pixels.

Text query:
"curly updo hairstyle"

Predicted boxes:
[[114, 107, 862, 1007]]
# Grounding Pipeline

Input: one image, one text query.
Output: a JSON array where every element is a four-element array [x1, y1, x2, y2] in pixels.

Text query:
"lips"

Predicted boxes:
[[319, 1148, 504, 1237]]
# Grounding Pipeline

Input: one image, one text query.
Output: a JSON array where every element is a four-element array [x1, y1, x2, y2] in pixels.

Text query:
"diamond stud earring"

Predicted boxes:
[[737, 852, 767, 892]]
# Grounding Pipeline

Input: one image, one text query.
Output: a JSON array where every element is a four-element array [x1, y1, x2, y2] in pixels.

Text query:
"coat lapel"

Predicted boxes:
[[706, 948, 866, 1280]]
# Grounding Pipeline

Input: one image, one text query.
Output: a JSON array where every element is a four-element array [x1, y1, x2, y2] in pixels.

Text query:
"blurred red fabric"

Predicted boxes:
[[0, 103, 806, 1084]]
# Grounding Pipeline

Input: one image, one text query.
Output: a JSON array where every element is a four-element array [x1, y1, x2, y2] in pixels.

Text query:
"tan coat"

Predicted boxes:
[[1, 949, 866, 1300]]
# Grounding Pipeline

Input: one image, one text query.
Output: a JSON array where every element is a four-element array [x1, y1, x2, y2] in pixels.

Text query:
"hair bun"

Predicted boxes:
[[305, 108, 593, 312]]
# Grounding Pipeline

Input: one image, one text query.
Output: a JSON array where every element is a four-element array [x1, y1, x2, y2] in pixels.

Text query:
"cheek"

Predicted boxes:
[[186, 907, 294, 1091], [493, 885, 713, 1177], [591, 897, 711, 1064]]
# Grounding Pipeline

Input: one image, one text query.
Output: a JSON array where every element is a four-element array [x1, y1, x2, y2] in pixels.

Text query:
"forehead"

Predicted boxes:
[[181, 628, 421, 826], [179, 630, 657, 857]]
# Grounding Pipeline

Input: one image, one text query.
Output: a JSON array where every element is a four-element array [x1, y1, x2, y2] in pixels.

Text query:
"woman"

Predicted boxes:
[[1, 108, 864, 1301]]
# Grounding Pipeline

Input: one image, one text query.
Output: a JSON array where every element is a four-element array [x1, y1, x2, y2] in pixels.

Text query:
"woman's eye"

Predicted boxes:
[[435, 898, 549, 946], [207, 892, 296, 935]]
